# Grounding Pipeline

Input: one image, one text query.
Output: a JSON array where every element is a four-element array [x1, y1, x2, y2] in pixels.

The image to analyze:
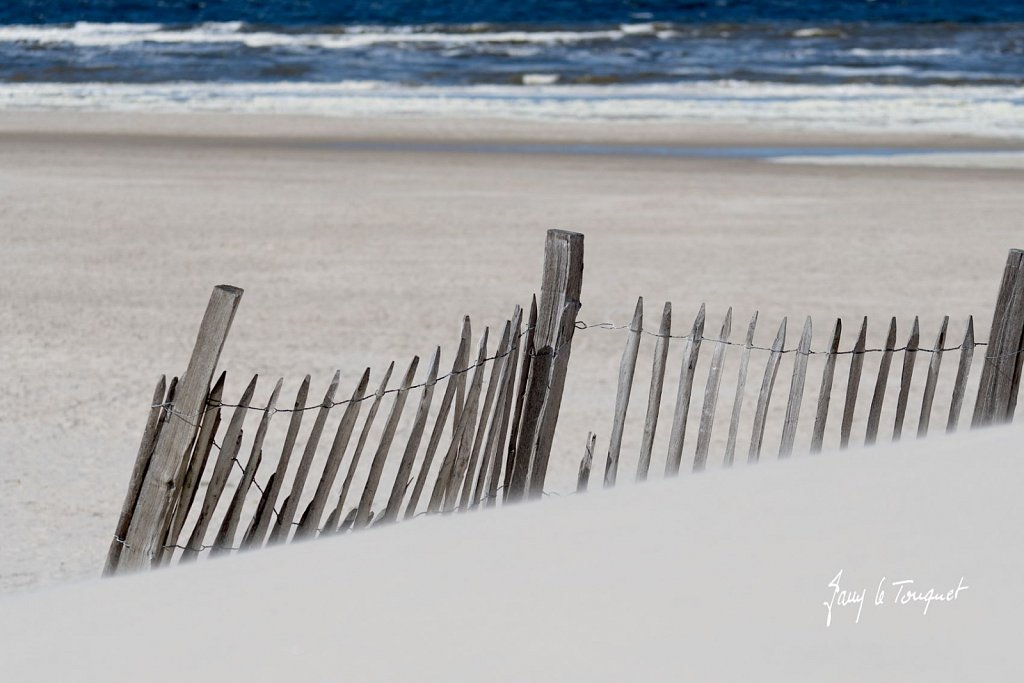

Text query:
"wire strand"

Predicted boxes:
[[572, 320, 998, 356]]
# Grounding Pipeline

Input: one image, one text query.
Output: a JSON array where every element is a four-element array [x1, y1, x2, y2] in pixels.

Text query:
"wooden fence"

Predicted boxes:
[[106, 230, 583, 574], [593, 248, 1024, 486], [105, 237, 1023, 575]]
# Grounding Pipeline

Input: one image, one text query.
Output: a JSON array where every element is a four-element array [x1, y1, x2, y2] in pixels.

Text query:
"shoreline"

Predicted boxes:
[[3, 110, 1024, 153]]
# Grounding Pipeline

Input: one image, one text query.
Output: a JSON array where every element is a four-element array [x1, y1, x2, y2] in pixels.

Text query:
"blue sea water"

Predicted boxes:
[[0, 1, 1021, 135], [3, 1, 1024, 25], [0, 1, 1021, 87]]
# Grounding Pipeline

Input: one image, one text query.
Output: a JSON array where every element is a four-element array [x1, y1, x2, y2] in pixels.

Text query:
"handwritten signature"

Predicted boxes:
[[824, 570, 969, 626]]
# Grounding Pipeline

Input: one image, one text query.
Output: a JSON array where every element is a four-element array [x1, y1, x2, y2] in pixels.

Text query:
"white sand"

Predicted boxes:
[[2, 422, 1019, 681], [1, 111, 1022, 592]]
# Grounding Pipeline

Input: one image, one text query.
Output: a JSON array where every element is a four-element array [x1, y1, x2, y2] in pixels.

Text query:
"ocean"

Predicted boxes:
[[1, 1, 1021, 135]]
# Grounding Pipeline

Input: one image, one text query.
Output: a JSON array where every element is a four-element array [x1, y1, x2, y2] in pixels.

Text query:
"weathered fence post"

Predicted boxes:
[[604, 297, 643, 487], [103, 375, 167, 576], [508, 229, 584, 502], [115, 285, 243, 573], [973, 249, 1024, 426]]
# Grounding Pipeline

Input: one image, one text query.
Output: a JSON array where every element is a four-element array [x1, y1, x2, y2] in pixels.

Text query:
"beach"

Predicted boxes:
[[2, 110, 1022, 592], [5, 421, 1023, 681]]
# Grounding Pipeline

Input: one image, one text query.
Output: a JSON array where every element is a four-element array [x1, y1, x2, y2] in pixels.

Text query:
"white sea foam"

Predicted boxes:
[[792, 27, 845, 38], [846, 47, 960, 58], [619, 23, 658, 35], [0, 21, 626, 49], [521, 73, 560, 85], [1, 80, 1021, 138]]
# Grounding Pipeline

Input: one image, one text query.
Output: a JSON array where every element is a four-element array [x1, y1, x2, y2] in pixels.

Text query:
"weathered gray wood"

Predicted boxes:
[[503, 296, 537, 498], [454, 329, 483, 492], [511, 230, 585, 501], [636, 302, 671, 481], [459, 324, 510, 508], [244, 472, 276, 546], [268, 371, 340, 545], [452, 317, 472, 440], [694, 308, 733, 471], [118, 285, 243, 572], [470, 333, 512, 508], [605, 297, 644, 487], [724, 312, 758, 467], [665, 304, 707, 476], [484, 306, 524, 506], [840, 317, 868, 449], [865, 317, 898, 446], [892, 317, 920, 441], [579, 432, 595, 493], [431, 330, 489, 513], [160, 373, 224, 564], [295, 370, 371, 537], [241, 375, 310, 550], [326, 364, 394, 532], [443, 329, 489, 511], [507, 340, 550, 501], [354, 357, 420, 529], [405, 329, 470, 520], [974, 249, 1024, 426], [528, 302, 581, 499], [779, 316, 813, 458], [212, 379, 283, 555], [747, 318, 787, 463], [810, 319, 842, 454], [382, 349, 440, 523], [337, 508, 358, 533], [104, 375, 167, 576], [918, 316, 949, 438], [947, 317, 976, 433], [181, 374, 258, 562], [322, 501, 341, 533], [159, 374, 220, 561]]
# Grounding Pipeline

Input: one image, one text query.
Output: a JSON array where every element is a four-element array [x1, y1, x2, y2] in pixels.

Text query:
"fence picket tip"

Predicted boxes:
[[244, 374, 311, 549], [104, 374, 169, 575], [918, 315, 949, 438], [328, 362, 395, 533], [267, 371, 340, 546], [778, 315, 811, 459], [865, 317, 897, 446], [694, 307, 733, 471], [948, 316, 976, 433], [892, 316, 921, 442], [747, 316, 786, 464], [636, 300, 671, 481], [840, 317, 869, 449], [724, 310, 758, 467], [296, 369, 372, 538], [810, 317, 842, 455], [604, 296, 643, 487], [354, 355, 420, 529], [665, 303, 707, 477]]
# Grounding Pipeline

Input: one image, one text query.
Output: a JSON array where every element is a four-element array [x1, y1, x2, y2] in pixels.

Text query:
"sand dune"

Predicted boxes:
[[2, 422, 1019, 681]]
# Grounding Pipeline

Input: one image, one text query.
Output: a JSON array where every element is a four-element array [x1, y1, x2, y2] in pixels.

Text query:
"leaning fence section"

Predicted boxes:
[[592, 305, 983, 486], [592, 248, 1023, 488], [109, 305, 516, 570], [106, 230, 584, 574], [106, 237, 1023, 575]]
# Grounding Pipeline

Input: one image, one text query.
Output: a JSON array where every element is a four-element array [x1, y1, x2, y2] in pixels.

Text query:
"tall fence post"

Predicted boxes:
[[115, 285, 243, 573], [508, 229, 584, 501], [973, 249, 1024, 427]]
